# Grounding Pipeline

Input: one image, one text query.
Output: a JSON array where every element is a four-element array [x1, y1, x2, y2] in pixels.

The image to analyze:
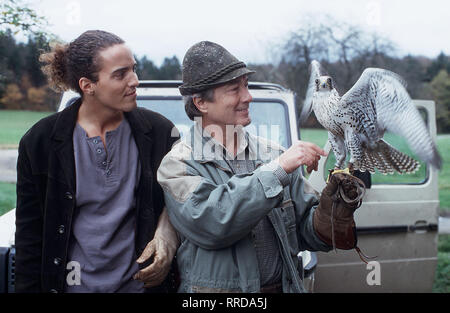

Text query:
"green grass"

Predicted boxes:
[[436, 135, 450, 211], [0, 110, 52, 214], [299, 128, 329, 147], [0, 182, 16, 216], [0, 110, 53, 147], [433, 235, 450, 293]]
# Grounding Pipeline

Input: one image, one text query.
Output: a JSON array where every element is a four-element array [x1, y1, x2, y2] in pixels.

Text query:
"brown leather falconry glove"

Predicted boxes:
[[313, 171, 372, 262]]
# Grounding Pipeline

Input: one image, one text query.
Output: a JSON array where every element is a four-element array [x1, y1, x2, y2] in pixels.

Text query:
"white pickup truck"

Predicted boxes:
[[0, 81, 440, 292]]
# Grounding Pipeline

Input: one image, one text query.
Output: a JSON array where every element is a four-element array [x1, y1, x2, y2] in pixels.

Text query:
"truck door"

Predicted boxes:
[[308, 100, 439, 292]]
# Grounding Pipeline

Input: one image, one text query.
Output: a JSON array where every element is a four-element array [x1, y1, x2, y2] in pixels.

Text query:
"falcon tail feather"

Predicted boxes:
[[357, 140, 420, 174]]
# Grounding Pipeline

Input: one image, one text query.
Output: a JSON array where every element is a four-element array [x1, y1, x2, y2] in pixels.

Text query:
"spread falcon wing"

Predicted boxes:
[[340, 68, 442, 170], [300, 60, 323, 125]]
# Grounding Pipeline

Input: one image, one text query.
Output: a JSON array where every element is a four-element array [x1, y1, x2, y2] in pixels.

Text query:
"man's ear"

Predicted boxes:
[[79, 77, 95, 96], [192, 96, 208, 114]]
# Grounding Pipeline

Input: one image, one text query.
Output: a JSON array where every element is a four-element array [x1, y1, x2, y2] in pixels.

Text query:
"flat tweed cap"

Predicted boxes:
[[179, 41, 255, 95]]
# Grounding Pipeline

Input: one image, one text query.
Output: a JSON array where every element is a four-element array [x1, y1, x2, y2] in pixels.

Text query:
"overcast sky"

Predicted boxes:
[[30, 0, 449, 66]]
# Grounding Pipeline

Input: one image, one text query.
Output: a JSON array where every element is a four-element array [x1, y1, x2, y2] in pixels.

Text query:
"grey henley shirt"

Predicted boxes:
[[66, 119, 143, 293]]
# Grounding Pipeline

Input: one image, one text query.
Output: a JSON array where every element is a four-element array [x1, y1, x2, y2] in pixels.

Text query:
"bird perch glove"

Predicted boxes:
[[313, 171, 366, 251]]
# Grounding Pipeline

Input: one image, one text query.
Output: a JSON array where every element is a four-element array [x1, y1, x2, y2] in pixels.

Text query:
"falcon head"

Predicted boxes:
[[315, 76, 333, 91]]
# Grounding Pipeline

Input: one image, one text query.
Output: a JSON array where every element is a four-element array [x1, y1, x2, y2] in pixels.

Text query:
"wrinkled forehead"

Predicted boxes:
[[212, 75, 248, 92]]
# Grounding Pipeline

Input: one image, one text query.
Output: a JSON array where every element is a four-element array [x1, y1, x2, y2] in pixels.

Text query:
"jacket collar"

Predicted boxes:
[[124, 107, 153, 135], [184, 120, 283, 168], [124, 107, 153, 174], [184, 122, 274, 170], [49, 97, 153, 190], [192, 121, 248, 159], [50, 97, 153, 141], [51, 97, 82, 142], [49, 97, 82, 191]]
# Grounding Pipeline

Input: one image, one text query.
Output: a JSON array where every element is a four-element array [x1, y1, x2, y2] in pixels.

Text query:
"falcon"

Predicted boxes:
[[300, 60, 442, 174]]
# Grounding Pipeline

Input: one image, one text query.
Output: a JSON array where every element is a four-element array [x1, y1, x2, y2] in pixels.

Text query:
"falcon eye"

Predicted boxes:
[[315, 79, 320, 85]]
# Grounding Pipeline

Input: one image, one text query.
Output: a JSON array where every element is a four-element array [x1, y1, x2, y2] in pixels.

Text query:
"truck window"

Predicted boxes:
[[137, 98, 290, 148]]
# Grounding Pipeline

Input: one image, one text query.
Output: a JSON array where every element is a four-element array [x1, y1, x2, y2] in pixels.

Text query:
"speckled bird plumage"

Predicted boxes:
[[300, 60, 442, 174]]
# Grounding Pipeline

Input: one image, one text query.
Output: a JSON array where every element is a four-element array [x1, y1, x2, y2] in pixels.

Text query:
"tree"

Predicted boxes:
[[279, 16, 396, 109], [0, 83, 23, 109], [25, 34, 48, 87], [0, 0, 48, 36], [27, 86, 46, 110], [247, 63, 286, 86], [426, 52, 450, 82], [396, 55, 430, 99], [136, 56, 159, 80], [280, 16, 331, 103], [430, 70, 450, 133], [283, 18, 330, 66], [158, 56, 181, 80], [0, 29, 19, 94]]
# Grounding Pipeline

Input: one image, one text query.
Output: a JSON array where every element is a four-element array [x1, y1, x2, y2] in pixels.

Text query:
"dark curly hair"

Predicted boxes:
[[40, 30, 124, 94]]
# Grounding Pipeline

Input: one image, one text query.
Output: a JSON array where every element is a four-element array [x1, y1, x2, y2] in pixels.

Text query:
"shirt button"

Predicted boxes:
[[102, 161, 107, 166], [106, 169, 111, 176], [57, 225, 65, 234], [65, 192, 73, 200], [93, 139, 98, 144], [54, 257, 61, 266], [96, 148, 102, 154]]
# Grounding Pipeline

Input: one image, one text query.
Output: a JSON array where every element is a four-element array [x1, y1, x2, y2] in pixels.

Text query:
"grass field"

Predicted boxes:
[[433, 235, 450, 293], [0, 110, 53, 214], [0, 110, 53, 148], [436, 135, 450, 212], [0, 182, 15, 216]]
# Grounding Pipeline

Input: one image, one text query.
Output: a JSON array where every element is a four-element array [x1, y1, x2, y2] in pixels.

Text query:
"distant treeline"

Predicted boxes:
[[0, 29, 183, 112], [246, 16, 450, 133], [1, 19, 450, 132]]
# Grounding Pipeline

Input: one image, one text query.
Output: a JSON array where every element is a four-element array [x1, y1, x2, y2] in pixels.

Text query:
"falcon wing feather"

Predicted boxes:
[[341, 68, 442, 169], [300, 60, 323, 125]]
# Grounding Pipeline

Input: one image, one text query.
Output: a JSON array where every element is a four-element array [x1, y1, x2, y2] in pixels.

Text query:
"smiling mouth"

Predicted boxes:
[[236, 108, 248, 112], [125, 90, 136, 97]]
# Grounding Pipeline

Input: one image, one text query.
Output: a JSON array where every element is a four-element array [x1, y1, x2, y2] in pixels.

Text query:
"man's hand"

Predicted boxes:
[[313, 172, 366, 250], [133, 208, 179, 288], [277, 141, 327, 174], [133, 234, 177, 288]]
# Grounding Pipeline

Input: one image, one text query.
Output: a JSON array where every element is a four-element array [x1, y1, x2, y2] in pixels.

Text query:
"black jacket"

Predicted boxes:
[[15, 99, 179, 293]]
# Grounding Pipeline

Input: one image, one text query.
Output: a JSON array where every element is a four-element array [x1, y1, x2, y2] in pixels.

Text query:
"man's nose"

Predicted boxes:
[[241, 86, 252, 103], [129, 72, 139, 87]]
